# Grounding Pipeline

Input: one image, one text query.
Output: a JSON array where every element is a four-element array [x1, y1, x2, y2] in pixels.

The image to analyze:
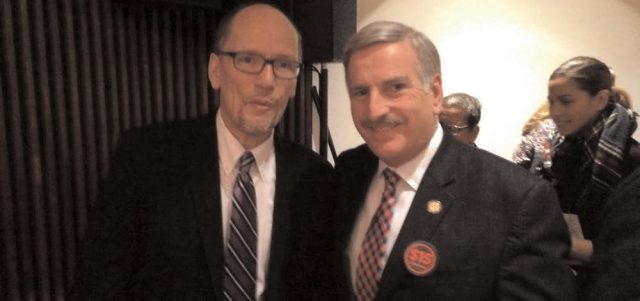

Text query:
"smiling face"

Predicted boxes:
[[548, 76, 608, 136], [346, 40, 443, 167], [208, 4, 299, 148]]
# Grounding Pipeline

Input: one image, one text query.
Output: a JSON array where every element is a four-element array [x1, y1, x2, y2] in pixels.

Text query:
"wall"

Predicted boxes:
[[327, 0, 640, 160]]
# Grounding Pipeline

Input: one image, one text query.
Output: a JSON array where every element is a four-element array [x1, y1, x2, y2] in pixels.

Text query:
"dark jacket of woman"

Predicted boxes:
[[550, 103, 640, 239]]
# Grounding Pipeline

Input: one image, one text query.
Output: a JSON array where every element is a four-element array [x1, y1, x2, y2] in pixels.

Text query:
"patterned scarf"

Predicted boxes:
[[588, 104, 637, 191], [554, 102, 637, 237]]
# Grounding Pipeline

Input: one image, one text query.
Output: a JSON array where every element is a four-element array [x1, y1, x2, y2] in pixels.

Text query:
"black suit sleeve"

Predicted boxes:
[[498, 180, 577, 300], [68, 131, 140, 300], [584, 169, 640, 300]]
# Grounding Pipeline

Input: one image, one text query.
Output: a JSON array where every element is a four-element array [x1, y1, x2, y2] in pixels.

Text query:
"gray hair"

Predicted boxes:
[[443, 93, 482, 127], [342, 20, 440, 84]]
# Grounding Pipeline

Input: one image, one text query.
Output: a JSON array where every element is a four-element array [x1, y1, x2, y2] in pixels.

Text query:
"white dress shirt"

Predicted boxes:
[[348, 125, 444, 288], [216, 113, 276, 301]]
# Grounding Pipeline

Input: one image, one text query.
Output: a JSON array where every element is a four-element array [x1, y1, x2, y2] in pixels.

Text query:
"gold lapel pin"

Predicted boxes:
[[427, 200, 442, 214]]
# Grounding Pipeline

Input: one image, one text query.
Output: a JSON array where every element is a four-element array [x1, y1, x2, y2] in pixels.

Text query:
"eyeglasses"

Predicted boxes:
[[441, 122, 470, 134], [218, 51, 301, 79]]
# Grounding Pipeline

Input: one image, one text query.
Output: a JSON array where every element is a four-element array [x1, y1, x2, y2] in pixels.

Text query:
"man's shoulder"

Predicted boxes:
[[121, 115, 212, 137], [471, 144, 537, 177], [335, 144, 375, 167], [117, 115, 214, 148], [327, 144, 374, 188], [274, 136, 332, 170], [447, 140, 550, 196]]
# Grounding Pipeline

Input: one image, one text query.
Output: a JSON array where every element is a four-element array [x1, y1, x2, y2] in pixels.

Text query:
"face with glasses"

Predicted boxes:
[[208, 4, 300, 148], [439, 105, 478, 145]]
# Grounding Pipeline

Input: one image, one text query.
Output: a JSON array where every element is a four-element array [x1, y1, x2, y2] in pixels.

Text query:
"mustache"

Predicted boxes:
[[361, 115, 404, 129]]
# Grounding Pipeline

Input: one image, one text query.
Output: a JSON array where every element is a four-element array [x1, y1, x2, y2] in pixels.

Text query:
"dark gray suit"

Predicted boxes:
[[69, 113, 336, 300], [335, 133, 576, 300]]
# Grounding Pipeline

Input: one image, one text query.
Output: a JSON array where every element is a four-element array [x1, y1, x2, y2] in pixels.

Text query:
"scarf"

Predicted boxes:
[[553, 102, 637, 237]]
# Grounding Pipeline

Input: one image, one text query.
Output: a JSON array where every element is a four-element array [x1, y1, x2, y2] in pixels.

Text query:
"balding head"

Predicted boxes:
[[214, 3, 301, 60]]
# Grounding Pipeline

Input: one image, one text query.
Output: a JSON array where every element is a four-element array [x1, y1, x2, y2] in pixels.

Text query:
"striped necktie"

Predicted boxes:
[[224, 151, 257, 301], [354, 168, 400, 301]]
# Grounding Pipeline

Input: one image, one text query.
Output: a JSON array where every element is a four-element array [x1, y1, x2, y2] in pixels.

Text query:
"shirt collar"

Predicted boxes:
[[216, 112, 274, 181], [377, 124, 444, 190]]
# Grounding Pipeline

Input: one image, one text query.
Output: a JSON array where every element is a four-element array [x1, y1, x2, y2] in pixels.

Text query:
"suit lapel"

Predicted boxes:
[[185, 114, 226, 299], [262, 137, 300, 298], [376, 134, 460, 300]]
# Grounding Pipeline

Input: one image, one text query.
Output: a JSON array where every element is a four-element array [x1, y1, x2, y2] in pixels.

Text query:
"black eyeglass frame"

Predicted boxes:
[[218, 51, 302, 79]]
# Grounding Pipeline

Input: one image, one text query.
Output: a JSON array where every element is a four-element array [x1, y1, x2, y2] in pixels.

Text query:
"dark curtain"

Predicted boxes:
[[0, 0, 313, 300]]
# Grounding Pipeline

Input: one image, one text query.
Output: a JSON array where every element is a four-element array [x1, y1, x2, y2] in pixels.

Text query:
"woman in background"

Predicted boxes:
[[513, 78, 635, 180], [515, 56, 640, 294], [548, 56, 639, 240]]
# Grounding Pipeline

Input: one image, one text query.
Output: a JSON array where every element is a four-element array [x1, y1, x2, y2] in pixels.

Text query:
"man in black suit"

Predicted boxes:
[[334, 20, 576, 300], [70, 3, 334, 300]]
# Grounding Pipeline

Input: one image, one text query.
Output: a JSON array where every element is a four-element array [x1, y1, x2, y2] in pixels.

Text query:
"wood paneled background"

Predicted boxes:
[[0, 0, 313, 299]]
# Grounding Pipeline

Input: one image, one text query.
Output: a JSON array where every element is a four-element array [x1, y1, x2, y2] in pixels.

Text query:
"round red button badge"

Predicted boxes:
[[403, 240, 438, 276]]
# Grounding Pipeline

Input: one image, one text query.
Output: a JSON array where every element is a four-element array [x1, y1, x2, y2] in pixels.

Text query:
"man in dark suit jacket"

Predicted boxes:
[[584, 166, 640, 300], [70, 3, 335, 300], [335, 20, 576, 300]]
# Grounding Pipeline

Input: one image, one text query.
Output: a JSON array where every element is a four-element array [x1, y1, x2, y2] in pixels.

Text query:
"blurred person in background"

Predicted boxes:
[[439, 92, 481, 146], [512, 102, 558, 177]]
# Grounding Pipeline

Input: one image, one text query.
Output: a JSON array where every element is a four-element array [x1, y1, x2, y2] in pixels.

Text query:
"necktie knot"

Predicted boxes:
[[238, 151, 255, 174], [382, 168, 399, 197]]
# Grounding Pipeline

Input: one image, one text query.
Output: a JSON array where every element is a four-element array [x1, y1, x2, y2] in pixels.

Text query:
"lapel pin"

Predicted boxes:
[[427, 200, 442, 214], [403, 240, 439, 277]]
